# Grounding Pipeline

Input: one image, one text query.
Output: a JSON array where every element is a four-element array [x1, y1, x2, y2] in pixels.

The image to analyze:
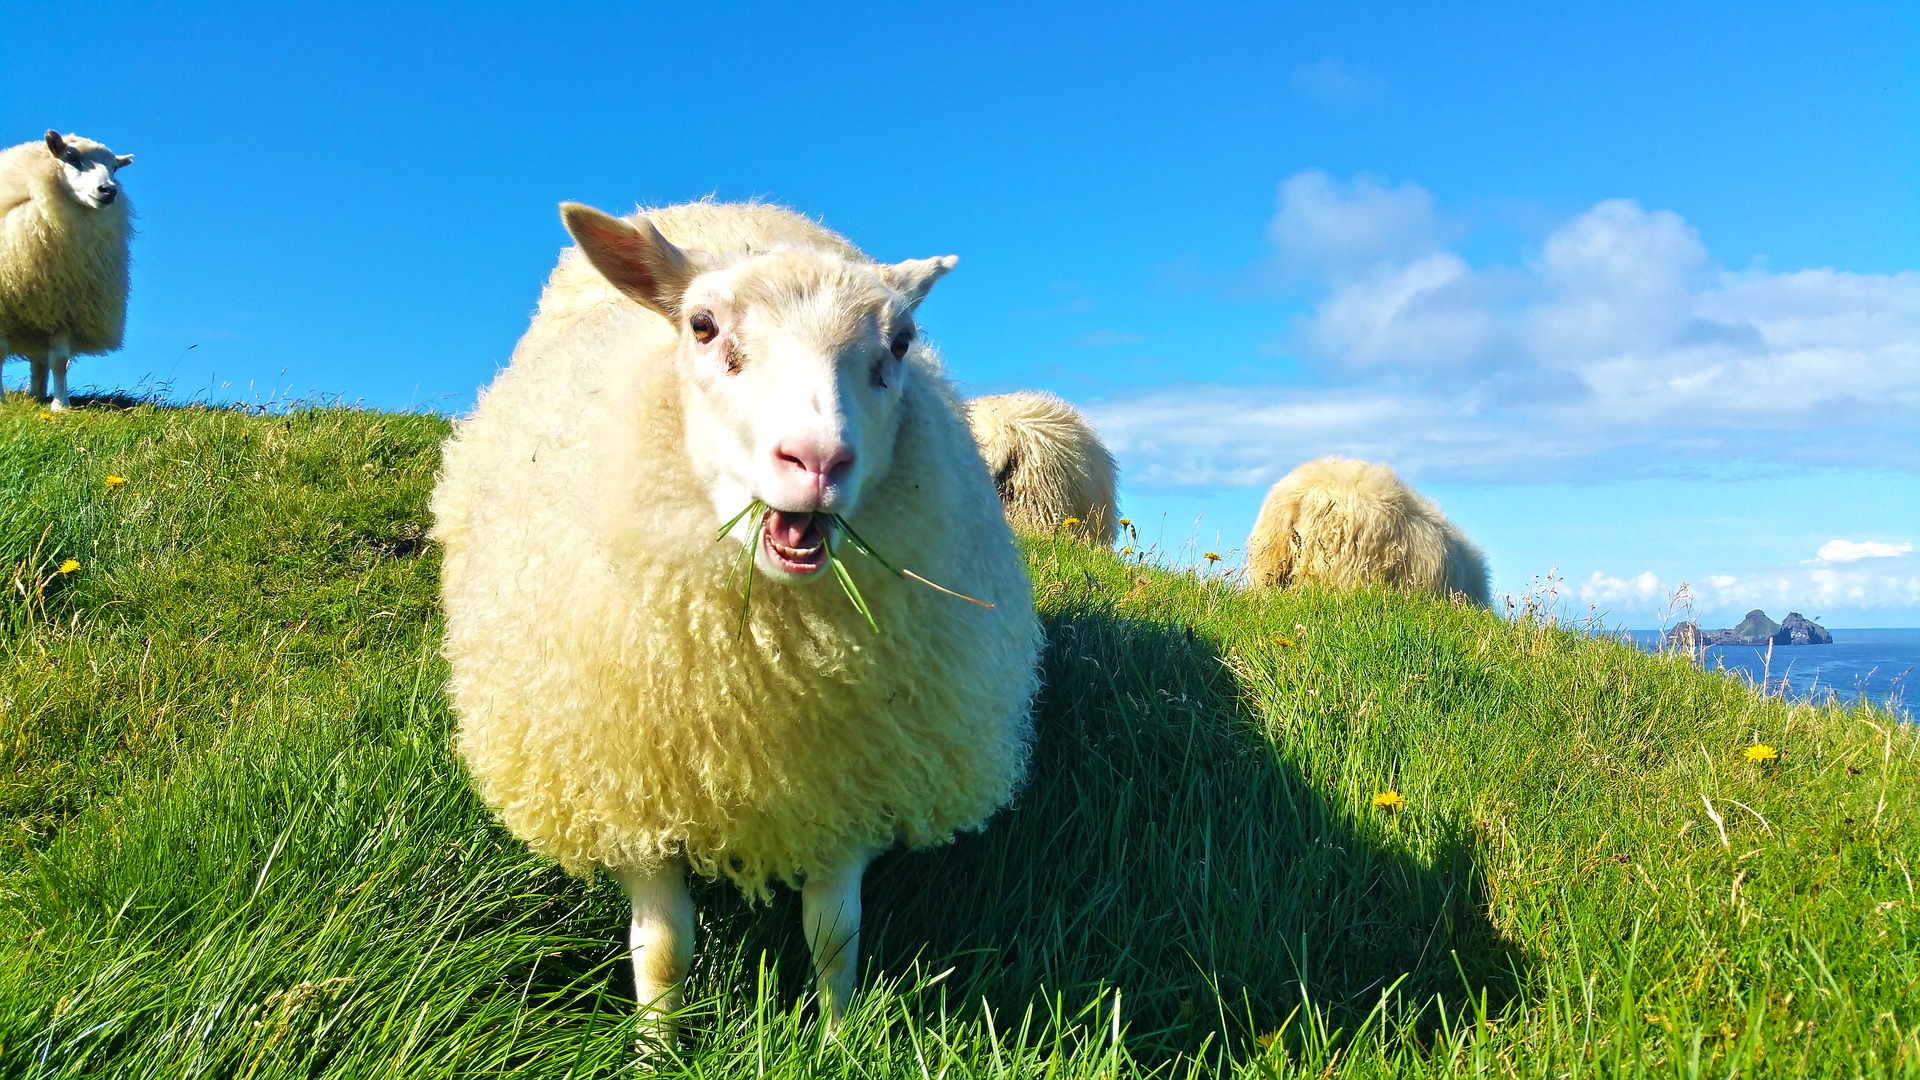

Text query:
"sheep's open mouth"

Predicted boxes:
[[762, 510, 829, 575]]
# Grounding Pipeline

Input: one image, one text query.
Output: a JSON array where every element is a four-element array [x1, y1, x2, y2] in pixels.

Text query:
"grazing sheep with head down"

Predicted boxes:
[[967, 390, 1118, 543], [1246, 456, 1490, 605], [0, 131, 134, 409], [432, 199, 1042, 1046]]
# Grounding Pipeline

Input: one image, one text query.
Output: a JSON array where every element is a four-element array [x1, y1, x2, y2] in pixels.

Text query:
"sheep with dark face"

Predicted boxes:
[[433, 200, 1042, 1047], [0, 131, 134, 409]]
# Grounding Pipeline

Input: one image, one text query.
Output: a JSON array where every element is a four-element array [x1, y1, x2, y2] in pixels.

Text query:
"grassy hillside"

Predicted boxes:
[[0, 397, 1914, 1078]]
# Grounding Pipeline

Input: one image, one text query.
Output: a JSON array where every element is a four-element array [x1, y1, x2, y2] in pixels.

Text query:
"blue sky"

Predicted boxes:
[[6, 1, 1916, 627]]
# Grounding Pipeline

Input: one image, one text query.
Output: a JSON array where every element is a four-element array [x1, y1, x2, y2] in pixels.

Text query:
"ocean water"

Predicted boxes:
[[1626, 627, 1917, 717]]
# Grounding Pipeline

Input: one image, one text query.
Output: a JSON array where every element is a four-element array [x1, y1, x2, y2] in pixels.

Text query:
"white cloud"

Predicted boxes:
[[1570, 555, 1920, 621], [1817, 539, 1913, 562], [1095, 174, 1920, 487], [1579, 571, 1669, 604]]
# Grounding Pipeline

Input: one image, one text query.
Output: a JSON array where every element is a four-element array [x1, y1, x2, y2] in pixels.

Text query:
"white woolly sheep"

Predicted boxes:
[[967, 391, 1119, 544], [0, 131, 134, 409], [1246, 456, 1490, 605], [432, 199, 1043, 1046]]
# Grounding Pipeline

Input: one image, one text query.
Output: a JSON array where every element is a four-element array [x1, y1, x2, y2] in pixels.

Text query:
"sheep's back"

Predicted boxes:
[[1247, 457, 1458, 596], [968, 391, 1118, 543]]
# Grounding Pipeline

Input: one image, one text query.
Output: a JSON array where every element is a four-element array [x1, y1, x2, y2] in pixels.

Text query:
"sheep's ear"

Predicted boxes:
[[560, 203, 698, 317], [883, 255, 959, 311], [44, 131, 66, 156], [114, 154, 134, 170]]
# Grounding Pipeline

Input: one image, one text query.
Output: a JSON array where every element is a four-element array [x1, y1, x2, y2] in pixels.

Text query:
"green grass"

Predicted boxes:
[[0, 396, 1914, 1077]]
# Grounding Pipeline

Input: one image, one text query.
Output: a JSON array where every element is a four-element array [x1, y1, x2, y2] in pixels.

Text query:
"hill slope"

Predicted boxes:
[[0, 398, 1914, 1078]]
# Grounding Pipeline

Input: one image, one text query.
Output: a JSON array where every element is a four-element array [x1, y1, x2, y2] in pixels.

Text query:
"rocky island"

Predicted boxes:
[[1665, 609, 1833, 649]]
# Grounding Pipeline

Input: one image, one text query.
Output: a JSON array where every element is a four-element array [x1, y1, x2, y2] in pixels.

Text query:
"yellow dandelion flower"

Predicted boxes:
[[104, 474, 127, 491], [1744, 743, 1780, 764], [1372, 790, 1406, 811], [1272, 634, 1296, 648], [1121, 546, 1134, 555], [57, 559, 81, 575], [1062, 517, 1082, 528], [37, 412, 55, 422], [1255, 1030, 1281, 1051], [1204, 551, 1222, 563], [1118, 518, 1132, 527]]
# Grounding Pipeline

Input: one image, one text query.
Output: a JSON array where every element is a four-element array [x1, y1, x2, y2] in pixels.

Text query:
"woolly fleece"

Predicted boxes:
[[0, 135, 131, 357], [433, 201, 1043, 896], [1246, 456, 1490, 605], [967, 391, 1119, 544]]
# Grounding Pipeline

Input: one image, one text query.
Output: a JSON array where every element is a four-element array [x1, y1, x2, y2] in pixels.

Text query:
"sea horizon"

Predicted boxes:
[[1621, 626, 1917, 717]]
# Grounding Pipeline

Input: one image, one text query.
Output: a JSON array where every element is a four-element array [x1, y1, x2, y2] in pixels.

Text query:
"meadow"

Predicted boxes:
[[0, 396, 1914, 1077]]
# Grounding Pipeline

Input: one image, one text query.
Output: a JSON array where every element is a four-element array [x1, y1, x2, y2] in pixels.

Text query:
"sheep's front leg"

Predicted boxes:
[[611, 862, 694, 1051], [28, 355, 48, 404], [46, 337, 72, 411], [802, 851, 871, 1030]]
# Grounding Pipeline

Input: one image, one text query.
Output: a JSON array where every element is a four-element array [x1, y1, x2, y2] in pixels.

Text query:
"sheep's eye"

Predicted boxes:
[[689, 312, 717, 343], [889, 330, 914, 359]]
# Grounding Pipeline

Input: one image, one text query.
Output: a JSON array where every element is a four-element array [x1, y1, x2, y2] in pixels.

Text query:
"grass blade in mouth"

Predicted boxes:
[[830, 514, 994, 610], [715, 498, 767, 640], [714, 501, 993, 637], [825, 536, 879, 633], [897, 567, 995, 608], [716, 498, 767, 544]]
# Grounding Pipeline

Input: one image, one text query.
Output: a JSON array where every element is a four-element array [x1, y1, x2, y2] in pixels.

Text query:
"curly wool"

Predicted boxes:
[[967, 391, 1118, 544], [0, 136, 131, 355], [1246, 456, 1490, 605], [433, 202, 1043, 897]]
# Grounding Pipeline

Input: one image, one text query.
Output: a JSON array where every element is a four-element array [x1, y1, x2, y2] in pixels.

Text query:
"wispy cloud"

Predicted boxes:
[[1070, 329, 1146, 349], [1291, 59, 1387, 107], [1268, 171, 1439, 281], [1091, 171, 1920, 489]]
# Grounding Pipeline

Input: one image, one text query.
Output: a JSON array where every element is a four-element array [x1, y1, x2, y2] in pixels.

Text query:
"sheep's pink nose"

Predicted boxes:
[[773, 440, 856, 488]]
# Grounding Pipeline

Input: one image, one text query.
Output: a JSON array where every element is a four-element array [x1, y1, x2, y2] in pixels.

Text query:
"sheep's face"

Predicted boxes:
[[45, 131, 132, 210], [561, 203, 956, 583]]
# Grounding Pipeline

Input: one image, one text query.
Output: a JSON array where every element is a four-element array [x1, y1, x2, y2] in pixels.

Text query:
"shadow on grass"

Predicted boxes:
[[694, 595, 1529, 1061]]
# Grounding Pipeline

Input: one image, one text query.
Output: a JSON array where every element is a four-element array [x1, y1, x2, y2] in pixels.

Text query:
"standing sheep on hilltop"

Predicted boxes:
[[1247, 456, 1490, 605], [0, 131, 134, 409], [968, 390, 1119, 544], [433, 199, 1043, 1047]]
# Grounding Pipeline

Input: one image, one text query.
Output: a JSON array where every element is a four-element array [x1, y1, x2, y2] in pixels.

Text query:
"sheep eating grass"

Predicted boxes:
[[967, 390, 1119, 543], [432, 200, 1043, 1048], [1247, 456, 1490, 605], [0, 130, 134, 409]]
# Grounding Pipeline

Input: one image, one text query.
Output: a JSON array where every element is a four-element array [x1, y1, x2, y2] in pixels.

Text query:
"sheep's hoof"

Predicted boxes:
[[630, 1042, 674, 1073], [631, 1021, 677, 1069], [47, 399, 68, 412]]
